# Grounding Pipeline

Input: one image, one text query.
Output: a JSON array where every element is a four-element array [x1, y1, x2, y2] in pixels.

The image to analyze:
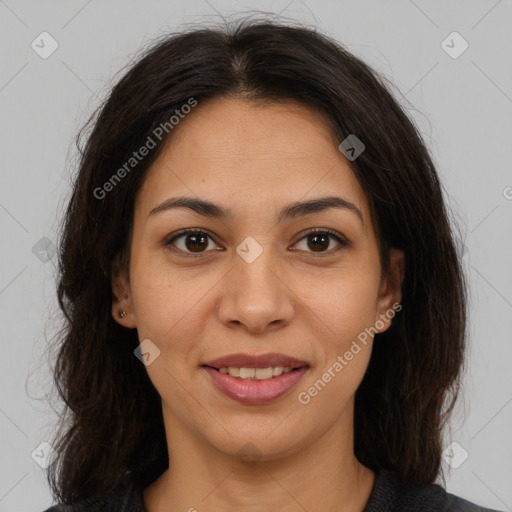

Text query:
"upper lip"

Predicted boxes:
[[202, 352, 309, 369]]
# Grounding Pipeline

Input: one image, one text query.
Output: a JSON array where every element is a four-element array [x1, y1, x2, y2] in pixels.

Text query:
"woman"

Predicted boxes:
[[43, 16, 501, 512]]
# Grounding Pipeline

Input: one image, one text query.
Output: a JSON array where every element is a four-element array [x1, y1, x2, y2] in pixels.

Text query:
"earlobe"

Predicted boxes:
[[111, 264, 136, 328]]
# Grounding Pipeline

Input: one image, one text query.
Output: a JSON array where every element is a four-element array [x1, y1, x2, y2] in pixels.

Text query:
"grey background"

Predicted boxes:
[[1, 1, 511, 510]]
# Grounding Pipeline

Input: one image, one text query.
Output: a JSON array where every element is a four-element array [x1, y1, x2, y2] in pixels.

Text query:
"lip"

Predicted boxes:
[[202, 352, 309, 369], [202, 365, 309, 405]]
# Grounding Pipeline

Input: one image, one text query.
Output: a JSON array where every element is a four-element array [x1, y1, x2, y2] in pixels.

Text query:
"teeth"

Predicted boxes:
[[272, 366, 283, 377], [227, 367, 240, 377], [218, 366, 295, 380]]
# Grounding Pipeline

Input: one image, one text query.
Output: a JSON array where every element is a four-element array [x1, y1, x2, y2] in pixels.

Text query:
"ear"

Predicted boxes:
[[111, 254, 137, 329], [374, 248, 405, 333]]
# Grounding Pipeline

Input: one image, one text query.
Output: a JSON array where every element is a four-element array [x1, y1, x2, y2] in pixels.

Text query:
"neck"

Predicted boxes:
[[144, 401, 375, 512]]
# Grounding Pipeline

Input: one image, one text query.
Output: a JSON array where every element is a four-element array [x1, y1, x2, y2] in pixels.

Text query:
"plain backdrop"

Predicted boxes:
[[0, 1, 511, 511]]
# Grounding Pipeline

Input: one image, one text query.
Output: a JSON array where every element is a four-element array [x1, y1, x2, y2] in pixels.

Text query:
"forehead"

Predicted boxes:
[[136, 97, 370, 227]]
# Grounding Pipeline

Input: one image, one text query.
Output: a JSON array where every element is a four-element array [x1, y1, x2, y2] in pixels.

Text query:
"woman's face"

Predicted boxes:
[[112, 96, 404, 462]]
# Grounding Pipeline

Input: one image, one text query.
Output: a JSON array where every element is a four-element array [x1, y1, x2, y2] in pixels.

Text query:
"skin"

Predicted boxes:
[[112, 96, 405, 512]]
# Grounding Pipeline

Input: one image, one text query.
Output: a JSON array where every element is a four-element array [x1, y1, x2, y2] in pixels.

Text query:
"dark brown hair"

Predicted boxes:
[[47, 15, 467, 504]]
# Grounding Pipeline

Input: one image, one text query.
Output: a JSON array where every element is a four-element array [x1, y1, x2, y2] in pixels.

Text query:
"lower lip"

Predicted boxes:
[[202, 366, 309, 405]]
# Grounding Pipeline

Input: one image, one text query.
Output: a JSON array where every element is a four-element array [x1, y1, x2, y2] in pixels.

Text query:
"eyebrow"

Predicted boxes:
[[148, 195, 364, 226]]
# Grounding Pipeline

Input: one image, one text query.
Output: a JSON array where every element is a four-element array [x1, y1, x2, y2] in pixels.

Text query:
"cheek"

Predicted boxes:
[[297, 346, 371, 427], [129, 257, 205, 348], [296, 284, 375, 414], [297, 266, 380, 341]]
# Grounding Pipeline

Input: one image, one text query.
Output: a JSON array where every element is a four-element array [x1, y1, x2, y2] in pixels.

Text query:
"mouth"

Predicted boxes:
[[200, 352, 310, 404], [201, 363, 310, 405]]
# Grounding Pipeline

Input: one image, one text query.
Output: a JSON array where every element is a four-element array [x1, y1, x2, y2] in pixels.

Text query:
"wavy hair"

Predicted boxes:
[[47, 15, 467, 504]]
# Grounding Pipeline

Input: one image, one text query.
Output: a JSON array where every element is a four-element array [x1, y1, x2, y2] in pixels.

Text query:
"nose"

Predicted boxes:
[[217, 247, 295, 334]]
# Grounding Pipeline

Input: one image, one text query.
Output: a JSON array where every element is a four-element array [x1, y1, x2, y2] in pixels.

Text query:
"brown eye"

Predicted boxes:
[[184, 232, 209, 252], [294, 229, 349, 254], [166, 230, 217, 255], [307, 233, 330, 252], [165, 228, 349, 258]]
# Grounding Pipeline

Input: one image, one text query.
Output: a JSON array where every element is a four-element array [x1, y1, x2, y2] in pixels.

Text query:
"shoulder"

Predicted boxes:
[[41, 482, 146, 512], [365, 469, 504, 512], [445, 493, 504, 511]]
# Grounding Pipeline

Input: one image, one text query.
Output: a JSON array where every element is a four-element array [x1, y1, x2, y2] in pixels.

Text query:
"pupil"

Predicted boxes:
[[186, 233, 208, 252], [308, 234, 328, 252]]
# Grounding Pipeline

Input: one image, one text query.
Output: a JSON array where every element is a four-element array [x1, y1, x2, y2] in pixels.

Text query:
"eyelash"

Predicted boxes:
[[164, 228, 350, 258]]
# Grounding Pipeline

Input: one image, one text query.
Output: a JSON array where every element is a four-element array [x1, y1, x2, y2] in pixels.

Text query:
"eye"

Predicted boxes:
[[164, 228, 349, 258], [165, 229, 220, 257], [293, 228, 349, 254]]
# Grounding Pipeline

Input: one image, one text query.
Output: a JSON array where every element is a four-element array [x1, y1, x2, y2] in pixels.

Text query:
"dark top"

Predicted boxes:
[[42, 469, 503, 511]]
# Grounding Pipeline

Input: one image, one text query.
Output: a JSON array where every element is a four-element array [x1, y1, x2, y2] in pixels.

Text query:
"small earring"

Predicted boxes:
[[118, 310, 126, 318]]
